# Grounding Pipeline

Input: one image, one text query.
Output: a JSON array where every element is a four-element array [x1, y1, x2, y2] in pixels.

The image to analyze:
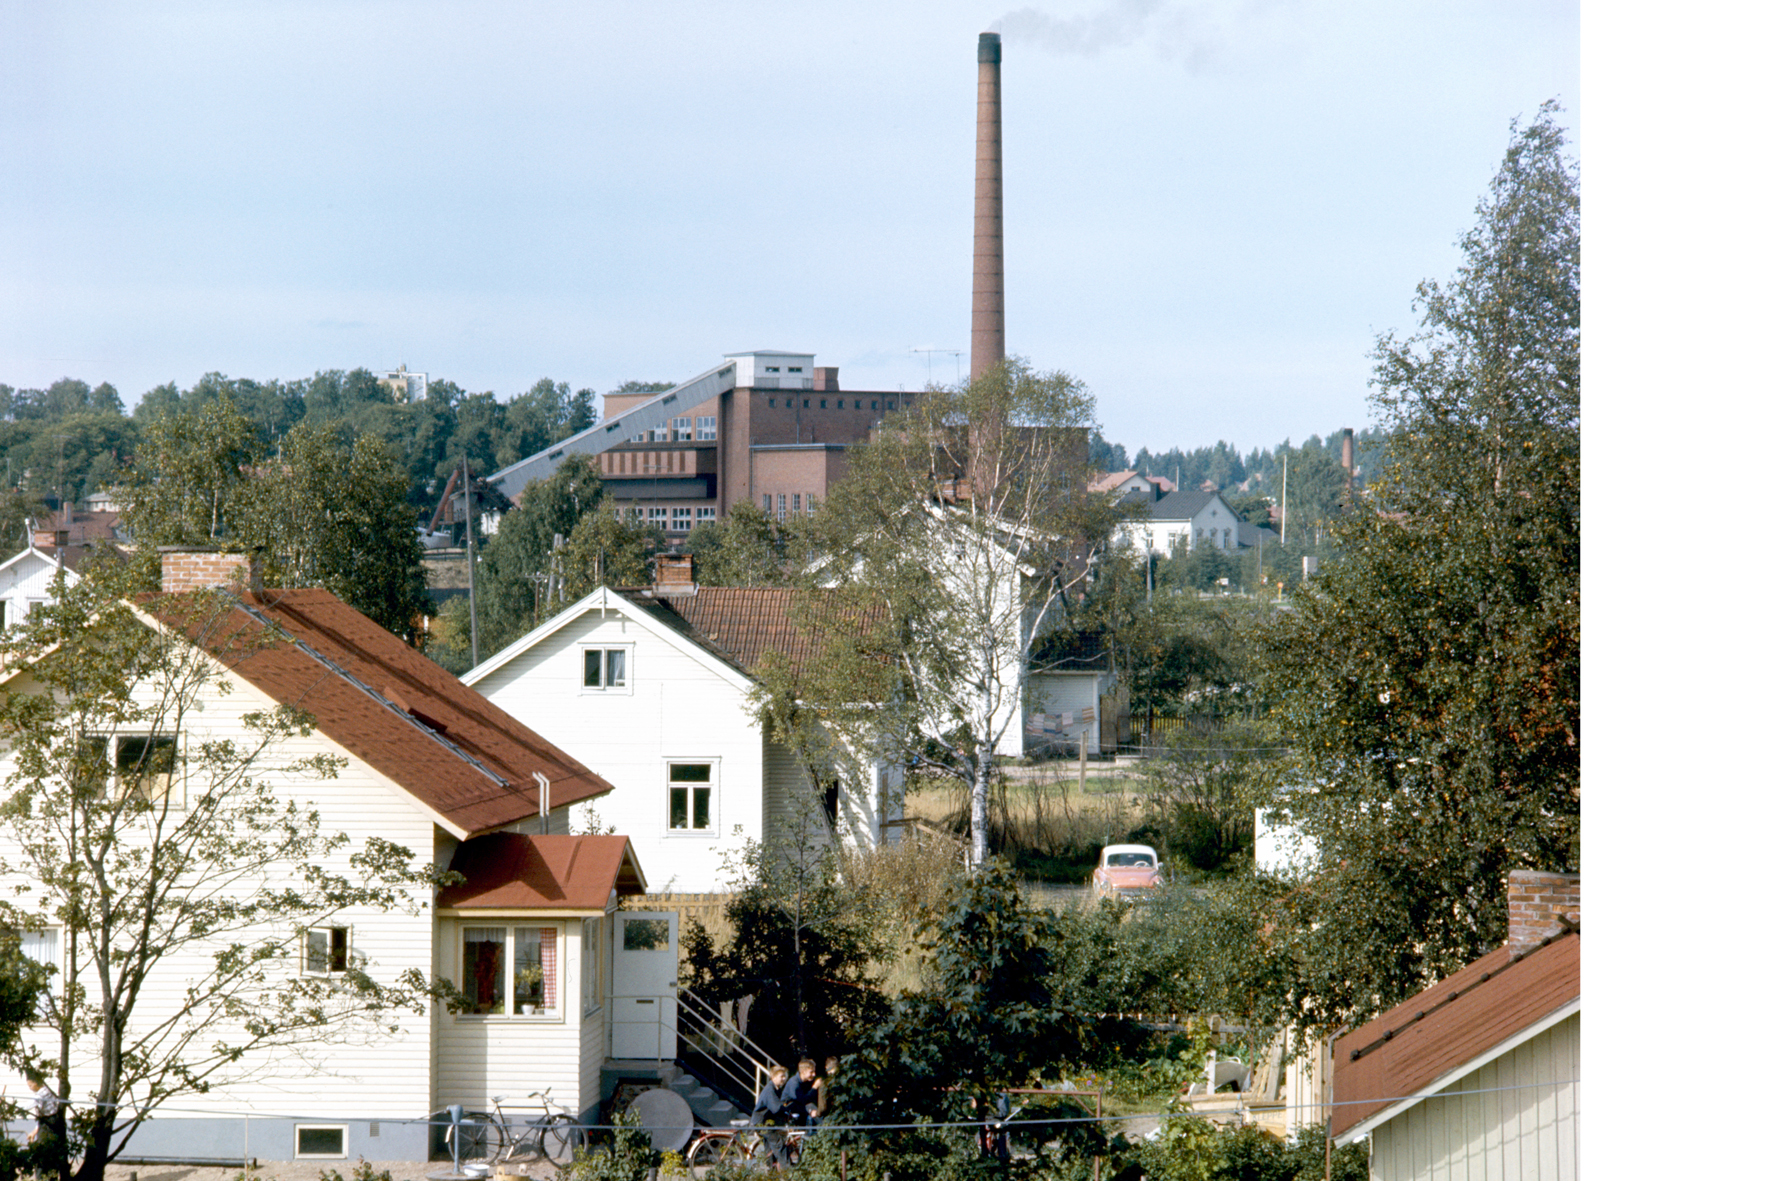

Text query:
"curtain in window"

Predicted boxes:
[[540, 928, 557, 1008]]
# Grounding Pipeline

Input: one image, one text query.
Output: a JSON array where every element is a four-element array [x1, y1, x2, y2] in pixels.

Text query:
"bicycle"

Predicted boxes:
[[685, 1119, 808, 1170], [446, 1089, 582, 1167]]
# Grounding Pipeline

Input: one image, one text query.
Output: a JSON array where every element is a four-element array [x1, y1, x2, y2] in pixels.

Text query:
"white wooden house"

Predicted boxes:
[[463, 579, 903, 895], [1331, 872, 1581, 1178], [0, 553, 668, 1162], [0, 545, 67, 628], [1118, 488, 1244, 555]]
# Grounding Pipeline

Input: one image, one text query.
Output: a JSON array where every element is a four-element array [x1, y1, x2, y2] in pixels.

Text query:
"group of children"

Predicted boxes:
[[750, 1056, 836, 1167]]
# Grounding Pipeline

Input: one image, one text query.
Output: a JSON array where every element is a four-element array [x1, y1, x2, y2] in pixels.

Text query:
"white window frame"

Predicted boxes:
[[85, 732, 183, 808], [580, 645, 634, 694], [301, 925, 350, 977], [696, 415, 717, 441], [458, 924, 563, 1020], [670, 507, 692, 532], [8, 927, 59, 1021], [695, 507, 717, 523], [665, 759, 718, 836], [671, 415, 692, 441], [294, 1125, 349, 1159]]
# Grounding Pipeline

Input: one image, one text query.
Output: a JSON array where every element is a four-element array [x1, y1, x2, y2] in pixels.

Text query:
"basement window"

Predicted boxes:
[[295, 1126, 348, 1159]]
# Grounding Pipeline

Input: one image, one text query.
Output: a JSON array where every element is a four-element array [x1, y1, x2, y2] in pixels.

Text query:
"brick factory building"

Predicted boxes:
[[482, 351, 917, 536]]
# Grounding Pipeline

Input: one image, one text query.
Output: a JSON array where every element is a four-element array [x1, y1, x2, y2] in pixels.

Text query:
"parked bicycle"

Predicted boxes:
[[446, 1089, 582, 1166], [685, 1118, 808, 1170]]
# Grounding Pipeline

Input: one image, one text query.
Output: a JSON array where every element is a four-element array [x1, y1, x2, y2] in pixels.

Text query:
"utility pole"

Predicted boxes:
[[1280, 454, 1289, 546], [463, 455, 479, 668]]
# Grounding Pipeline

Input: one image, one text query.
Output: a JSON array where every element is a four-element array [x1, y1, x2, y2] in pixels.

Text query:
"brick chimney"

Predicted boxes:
[[652, 552, 695, 596], [1506, 869, 1580, 956], [159, 547, 260, 594]]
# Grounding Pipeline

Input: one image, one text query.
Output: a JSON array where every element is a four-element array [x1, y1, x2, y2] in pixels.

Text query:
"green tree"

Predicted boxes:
[[682, 812, 889, 1064], [771, 360, 1118, 868], [122, 397, 431, 641], [471, 456, 612, 654], [682, 500, 790, 587], [833, 861, 1085, 1158], [0, 559, 452, 1181], [1250, 103, 1580, 1030]]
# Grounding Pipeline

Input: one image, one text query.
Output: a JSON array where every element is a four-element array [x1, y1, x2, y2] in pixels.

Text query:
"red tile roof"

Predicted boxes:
[[1331, 930, 1581, 1140], [625, 587, 884, 680], [436, 834, 646, 909], [139, 587, 614, 836]]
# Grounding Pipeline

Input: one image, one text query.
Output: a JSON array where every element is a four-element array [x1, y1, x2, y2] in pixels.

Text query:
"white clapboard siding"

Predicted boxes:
[[434, 917, 588, 1113], [1370, 1011, 1580, 1181], [0, 659, 441, 1122], [473, 607, 766, 894]]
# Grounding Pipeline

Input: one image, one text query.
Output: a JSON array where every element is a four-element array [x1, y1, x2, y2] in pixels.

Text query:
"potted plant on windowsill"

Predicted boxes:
[[517, 964, 544, 1014]]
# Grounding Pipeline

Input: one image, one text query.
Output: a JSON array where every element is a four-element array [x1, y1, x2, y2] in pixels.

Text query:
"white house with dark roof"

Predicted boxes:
[[1119, 488, 1244, 555], [0, 551, 663, 1161], [463, 575, 903, 896]]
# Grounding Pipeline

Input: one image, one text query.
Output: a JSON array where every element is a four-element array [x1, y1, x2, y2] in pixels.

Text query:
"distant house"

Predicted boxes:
[[462, 560, 904, 894], [0, 545, 65, 628], [1331, 871, 1581, 1179], [1118, 488, 1244, 555]]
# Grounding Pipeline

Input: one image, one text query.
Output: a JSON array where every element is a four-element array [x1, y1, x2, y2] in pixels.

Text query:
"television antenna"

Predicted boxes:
[[911, 348, 963, 387]]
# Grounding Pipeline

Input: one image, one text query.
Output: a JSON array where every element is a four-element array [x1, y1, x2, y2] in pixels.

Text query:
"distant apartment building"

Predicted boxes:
[[484, 351, 916, 536]]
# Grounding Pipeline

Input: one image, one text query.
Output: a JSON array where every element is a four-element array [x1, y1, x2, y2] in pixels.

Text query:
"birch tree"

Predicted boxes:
[[759, 360, 1117, 867]]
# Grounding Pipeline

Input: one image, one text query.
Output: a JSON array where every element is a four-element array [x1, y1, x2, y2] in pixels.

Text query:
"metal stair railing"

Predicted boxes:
[[674, 985, 780, 1106]]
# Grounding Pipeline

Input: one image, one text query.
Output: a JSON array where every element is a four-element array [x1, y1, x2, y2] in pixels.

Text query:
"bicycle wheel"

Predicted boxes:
[[720, 1131, 761, 1168], [536, 1114, 581, 1164], [448, 1112, 506, 1162]]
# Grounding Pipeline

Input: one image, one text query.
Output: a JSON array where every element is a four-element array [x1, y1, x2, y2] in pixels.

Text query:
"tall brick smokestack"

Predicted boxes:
[[970, 32, 1004, 384]]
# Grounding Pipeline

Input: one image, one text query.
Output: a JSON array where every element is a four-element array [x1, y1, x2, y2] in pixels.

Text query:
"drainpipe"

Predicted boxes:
[[533, 772, 551, 834]]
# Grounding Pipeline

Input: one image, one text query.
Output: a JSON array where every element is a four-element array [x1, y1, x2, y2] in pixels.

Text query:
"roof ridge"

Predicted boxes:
[[228, 593, 508, 789], [1345, 926, 1579, 1063]]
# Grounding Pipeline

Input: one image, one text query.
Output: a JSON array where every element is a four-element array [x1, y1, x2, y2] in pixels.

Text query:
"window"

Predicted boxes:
[[835, 400, 844, 409], [647, 506, 668, 524], [696, 415, 717, 440], [582, 647, 630, 691], [671, 507, 692, 532], [580, 917, 602, 1017], [765, 366, 780, 373], [775, 495, 787, 522], [295, 1126, 348, 1158], [805, 494, 817, 515], [762, 494, 773, 515], [671, 416, 692, 441], [803, 399, 810, 408], [787, 367, 803, 373], [9, 928, 57, 1019], [819, 399, 827, 409], [696, 507, 717, 523], [83, 733, 180, 806], [768, 398, 776, 408], [303, 926, 349, 975], [117, 736, 178, 803], [462, 925, 558, 1016], [871, 400, 879, 411], [887, 400, 895, 411], [667, 762, 714, 832], [791, 493, 801, 515]]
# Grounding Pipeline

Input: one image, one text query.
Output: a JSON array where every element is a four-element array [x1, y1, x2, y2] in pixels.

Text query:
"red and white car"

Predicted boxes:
[[1092, 843, 1164, 901]]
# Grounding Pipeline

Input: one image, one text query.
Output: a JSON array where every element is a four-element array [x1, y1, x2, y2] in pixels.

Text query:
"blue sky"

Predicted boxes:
[[1, 0, 1577, 453]]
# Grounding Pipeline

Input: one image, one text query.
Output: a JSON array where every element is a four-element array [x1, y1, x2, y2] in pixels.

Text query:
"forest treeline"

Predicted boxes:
[[0, 371, 673, 516]]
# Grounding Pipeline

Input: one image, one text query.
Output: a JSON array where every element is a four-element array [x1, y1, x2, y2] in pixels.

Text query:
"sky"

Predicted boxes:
[[1, 0, 1578, 455]]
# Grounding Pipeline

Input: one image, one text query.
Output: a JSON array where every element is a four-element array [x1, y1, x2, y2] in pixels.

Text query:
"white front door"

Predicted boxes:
[[610, 911, 678, 1059]]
